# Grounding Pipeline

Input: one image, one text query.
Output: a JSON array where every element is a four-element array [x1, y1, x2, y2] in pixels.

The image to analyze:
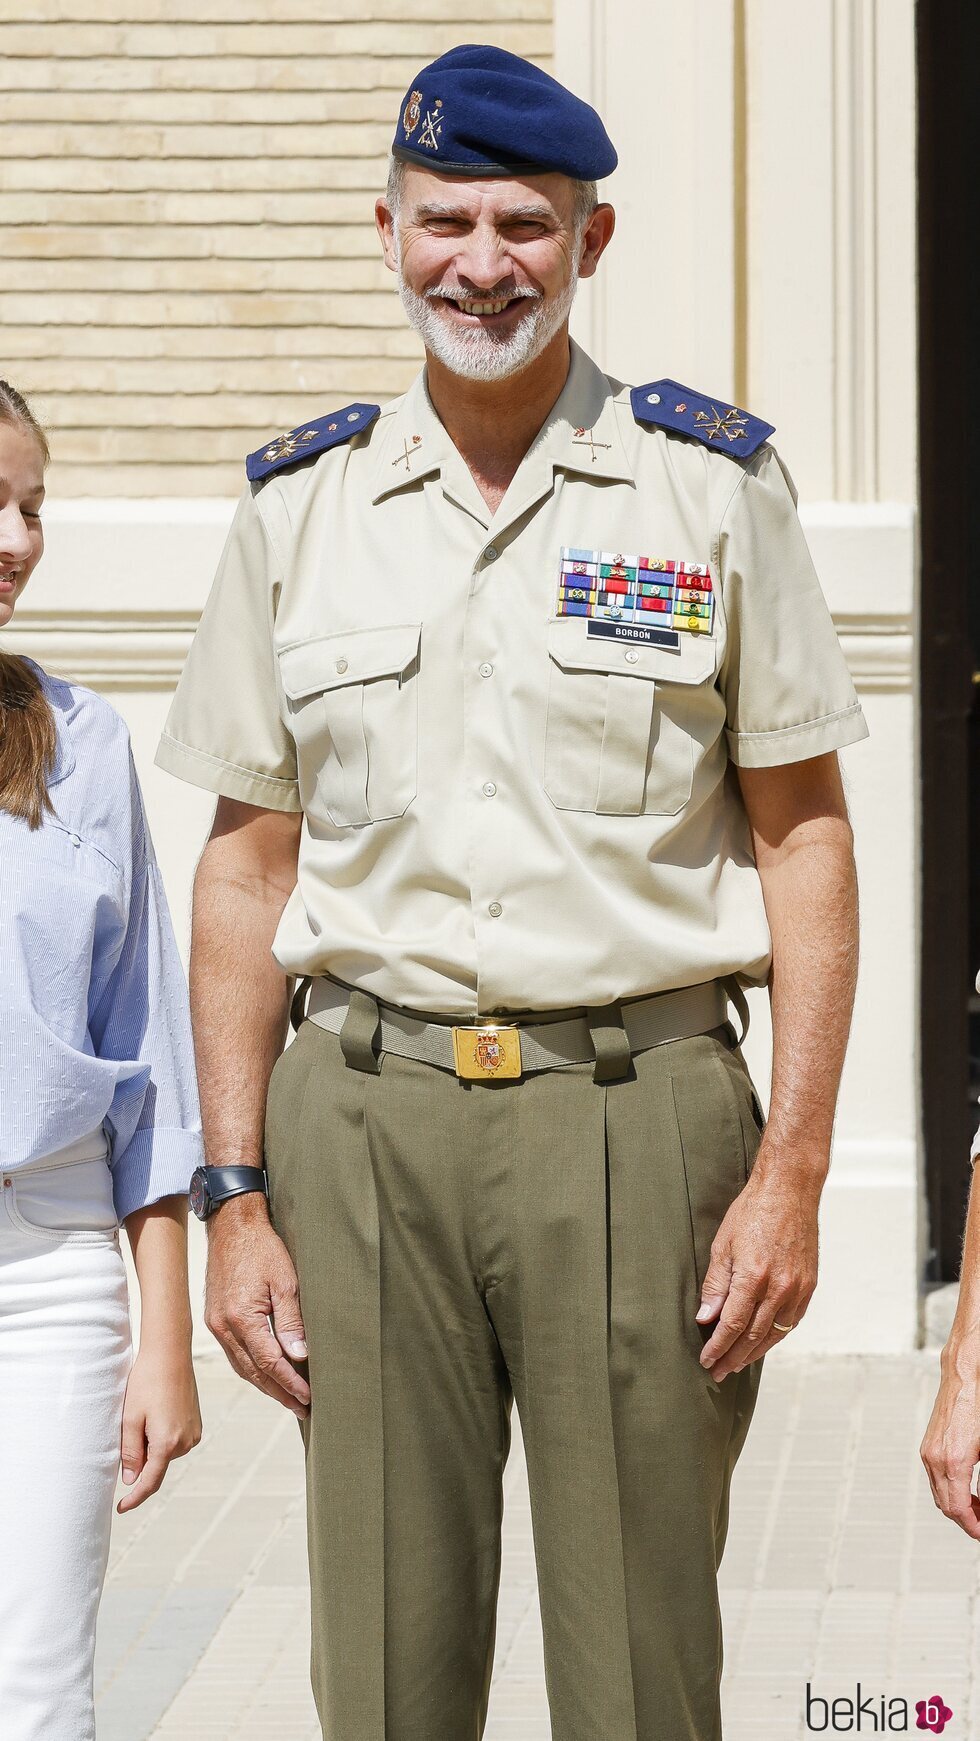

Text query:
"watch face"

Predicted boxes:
[[189, 1168, 211, 1220]]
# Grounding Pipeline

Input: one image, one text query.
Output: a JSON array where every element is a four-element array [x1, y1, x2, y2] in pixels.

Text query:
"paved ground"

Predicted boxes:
[[95, 1350, 979, 1740]]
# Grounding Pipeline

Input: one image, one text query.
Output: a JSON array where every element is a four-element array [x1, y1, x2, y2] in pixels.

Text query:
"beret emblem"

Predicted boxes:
[[403, 89, 423, 137], [419, 97, 444, 152]]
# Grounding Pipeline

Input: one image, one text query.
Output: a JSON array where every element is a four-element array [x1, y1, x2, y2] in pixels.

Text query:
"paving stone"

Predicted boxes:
[[89, 1350, 978, 1738]]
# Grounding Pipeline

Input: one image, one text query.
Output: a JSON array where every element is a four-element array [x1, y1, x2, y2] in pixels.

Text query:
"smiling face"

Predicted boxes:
[[0, 421, 46, 628], [376, 165, 614, 382]]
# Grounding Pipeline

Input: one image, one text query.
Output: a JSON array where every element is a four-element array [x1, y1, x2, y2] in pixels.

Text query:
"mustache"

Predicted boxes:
[[424, 284, 543, 304]]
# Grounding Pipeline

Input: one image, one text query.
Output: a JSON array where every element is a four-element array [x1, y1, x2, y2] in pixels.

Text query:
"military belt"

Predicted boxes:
[[297, 974, 742, 1084]]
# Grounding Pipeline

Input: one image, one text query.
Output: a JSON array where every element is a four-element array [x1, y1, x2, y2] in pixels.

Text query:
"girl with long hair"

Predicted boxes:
[[0, 380, 204, 1740]]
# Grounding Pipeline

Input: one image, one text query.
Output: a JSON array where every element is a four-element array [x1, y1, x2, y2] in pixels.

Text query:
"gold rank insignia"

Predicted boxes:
[[693, 405, 749, 443], [392, 433, 423, 473], [572, 426, 612, 463], [262, 428, 319, 464]]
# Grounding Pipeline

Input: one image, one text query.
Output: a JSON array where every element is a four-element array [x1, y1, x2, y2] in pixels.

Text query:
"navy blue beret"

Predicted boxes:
[[392, 44, 617, 181]]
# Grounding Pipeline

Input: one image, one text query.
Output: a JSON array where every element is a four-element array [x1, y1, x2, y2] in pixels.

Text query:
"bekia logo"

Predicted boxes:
[[805, 1685, 953, 1732], [915, 1699, 953, 1735]]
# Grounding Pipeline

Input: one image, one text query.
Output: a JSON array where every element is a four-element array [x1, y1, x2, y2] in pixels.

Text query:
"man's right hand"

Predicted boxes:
[[204, 1192, 311, 1418]]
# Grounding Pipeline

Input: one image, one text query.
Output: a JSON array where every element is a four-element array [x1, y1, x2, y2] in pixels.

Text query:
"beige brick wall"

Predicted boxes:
[[3, 1, 552, 496]]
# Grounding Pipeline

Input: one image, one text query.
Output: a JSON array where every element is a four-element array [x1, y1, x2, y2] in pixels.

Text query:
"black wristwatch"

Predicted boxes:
[[189, 1165, 269, 1221]]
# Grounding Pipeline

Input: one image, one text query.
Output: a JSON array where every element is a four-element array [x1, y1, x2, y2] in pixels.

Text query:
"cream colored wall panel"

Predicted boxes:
[[6, 157, 388, 192], [14, 355, 423, 395], [2, 258, 394, 293], [872, 0, 916, 500], [0, 223, 390, 260], [559, 0, 736, 394], [0, 54, 454, 92], [745, 0, 915, 502], [0, 88, 399, 122], [13, 0, 550, 21], [745, 0, 836, 496], [2, 290, 403, 328], [0, 123, 393, 158], [1, 21, 551, 57]]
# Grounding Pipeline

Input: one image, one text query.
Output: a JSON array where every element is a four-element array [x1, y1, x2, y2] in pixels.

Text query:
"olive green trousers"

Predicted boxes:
[[264, 1015, 765, 1741]]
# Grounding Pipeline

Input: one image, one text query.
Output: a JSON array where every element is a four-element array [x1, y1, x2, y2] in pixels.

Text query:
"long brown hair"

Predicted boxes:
[[0, 380, 56, 829]]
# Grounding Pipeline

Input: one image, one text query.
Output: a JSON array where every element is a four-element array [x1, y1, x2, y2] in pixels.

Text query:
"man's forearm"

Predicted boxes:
[[190, 847, 292, 1169], [757, 819, 859, 1185]]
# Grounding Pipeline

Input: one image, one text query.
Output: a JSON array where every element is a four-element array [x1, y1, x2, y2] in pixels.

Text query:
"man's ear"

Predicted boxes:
[[578, 203, 616, 280], [376, 197, 398, 273]]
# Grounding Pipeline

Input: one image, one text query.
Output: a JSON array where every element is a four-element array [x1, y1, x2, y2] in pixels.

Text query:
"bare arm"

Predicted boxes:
[[192, 796, 311, 1416], [697, 750, 859, 1379], [117, 1198, 201, 1512], [921, 1167, 980, 1538], [191, 797, 301, 1165]]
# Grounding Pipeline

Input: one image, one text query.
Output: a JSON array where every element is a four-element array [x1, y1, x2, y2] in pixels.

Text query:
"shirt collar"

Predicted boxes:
[[370, 369, 455, 506], [533, 338, 634, 486], [369, 338, 634, 516]]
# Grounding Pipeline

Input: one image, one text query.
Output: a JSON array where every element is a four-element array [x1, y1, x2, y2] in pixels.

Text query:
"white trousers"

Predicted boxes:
[[0, 1130, 132, 1741]]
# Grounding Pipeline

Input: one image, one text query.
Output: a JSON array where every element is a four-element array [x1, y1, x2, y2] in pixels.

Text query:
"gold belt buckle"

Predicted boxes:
[[451, 1024, 522, 1081]]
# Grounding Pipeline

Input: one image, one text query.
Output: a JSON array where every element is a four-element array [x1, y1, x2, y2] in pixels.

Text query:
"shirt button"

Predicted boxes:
[[335, 656, 349, 674], [624, 650, 640, 665], [488, 901, 503, 918], [482, 781, 497, 798], [69, 832, 82, 846], [484, 545, 499, 563], [479, 662, 494, 678]]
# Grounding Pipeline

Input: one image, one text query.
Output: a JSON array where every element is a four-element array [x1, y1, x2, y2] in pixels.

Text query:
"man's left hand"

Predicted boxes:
[[695, 1145, 822, 1380]]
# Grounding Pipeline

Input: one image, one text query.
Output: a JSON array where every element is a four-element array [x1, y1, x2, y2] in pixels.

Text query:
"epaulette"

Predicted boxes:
[[630, 378, 773, 459], [246, 402, 381, 483]]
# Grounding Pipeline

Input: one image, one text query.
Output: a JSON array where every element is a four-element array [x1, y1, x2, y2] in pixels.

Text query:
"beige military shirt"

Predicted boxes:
[[155, 339, 868, 1016]]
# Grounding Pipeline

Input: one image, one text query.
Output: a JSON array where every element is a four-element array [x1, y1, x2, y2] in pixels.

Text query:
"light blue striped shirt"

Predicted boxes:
[[0, 659, 203, 1219]]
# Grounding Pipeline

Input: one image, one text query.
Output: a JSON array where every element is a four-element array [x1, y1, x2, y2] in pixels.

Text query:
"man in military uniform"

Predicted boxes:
[[158, 44, 867, 1741]]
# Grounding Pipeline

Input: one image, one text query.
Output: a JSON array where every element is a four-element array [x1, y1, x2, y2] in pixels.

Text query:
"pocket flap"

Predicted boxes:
[[546, 617, 716, 684], [278, 623, 422, 700]]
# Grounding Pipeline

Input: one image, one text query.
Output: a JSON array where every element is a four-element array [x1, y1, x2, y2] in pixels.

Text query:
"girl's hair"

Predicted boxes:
[[0, 381, 56, 829]]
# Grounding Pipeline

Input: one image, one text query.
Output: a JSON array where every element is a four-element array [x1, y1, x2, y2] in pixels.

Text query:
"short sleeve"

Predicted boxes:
[[154, 484, 301, 810], [89, 746, 203, 1220], [716, 444, 869, 767]]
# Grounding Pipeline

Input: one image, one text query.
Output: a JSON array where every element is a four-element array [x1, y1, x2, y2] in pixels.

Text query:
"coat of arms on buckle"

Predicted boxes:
[[451, 1025, 522, 1080]]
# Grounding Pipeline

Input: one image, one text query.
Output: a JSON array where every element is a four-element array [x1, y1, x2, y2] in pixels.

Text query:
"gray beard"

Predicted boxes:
[[396, 263, 581, 383]]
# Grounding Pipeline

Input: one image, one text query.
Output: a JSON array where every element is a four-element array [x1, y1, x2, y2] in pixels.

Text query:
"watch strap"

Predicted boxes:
[[203, 1165, 268, 1206]]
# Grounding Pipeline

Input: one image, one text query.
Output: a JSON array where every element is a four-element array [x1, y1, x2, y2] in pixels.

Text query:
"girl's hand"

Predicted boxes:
[[117, 1341, 202, 1513]]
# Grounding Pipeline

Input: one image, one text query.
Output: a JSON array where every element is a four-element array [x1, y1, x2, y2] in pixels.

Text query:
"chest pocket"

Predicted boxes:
[[543, 619, 717, 816], [277, 623, 421, 829]]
